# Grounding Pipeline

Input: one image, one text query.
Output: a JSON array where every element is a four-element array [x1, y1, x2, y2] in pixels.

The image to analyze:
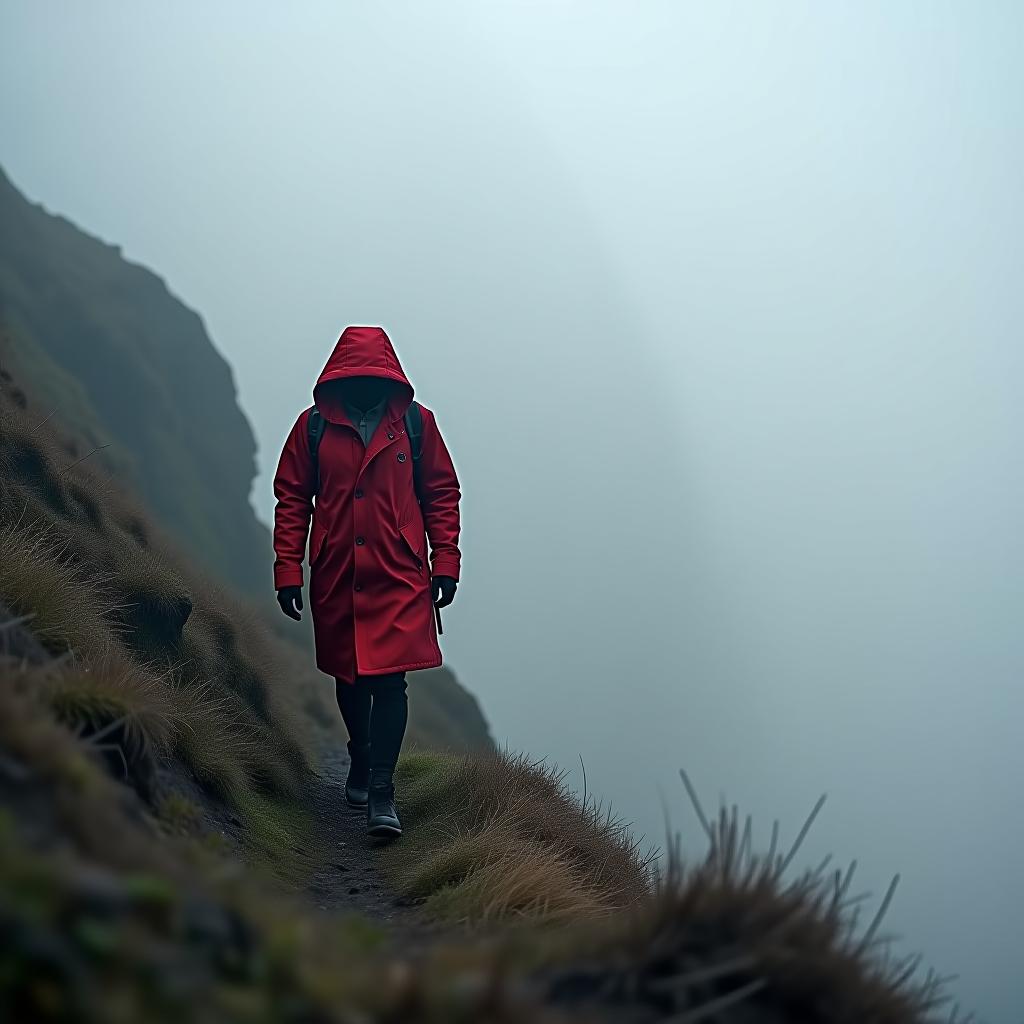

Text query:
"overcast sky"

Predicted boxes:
[[3, 3, 1022, 1018]]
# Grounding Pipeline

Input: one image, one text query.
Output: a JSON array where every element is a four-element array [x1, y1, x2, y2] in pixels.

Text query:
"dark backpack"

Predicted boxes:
[[307, 401, 424, 503]]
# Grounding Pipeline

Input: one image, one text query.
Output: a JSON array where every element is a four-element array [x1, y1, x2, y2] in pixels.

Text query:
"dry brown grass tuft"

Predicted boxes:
[[382, 748, 655, 927], [177, 575, 312, 801], [0, 660, 173, 871], [41, 648, 178, 750], [0, 517, 122, 658], [35, 647, 183, 798], [541, 770, 962, 1023]]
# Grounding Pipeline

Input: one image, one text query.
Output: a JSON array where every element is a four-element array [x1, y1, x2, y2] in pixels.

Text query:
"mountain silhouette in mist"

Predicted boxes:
[[0, 165, 267, 593]]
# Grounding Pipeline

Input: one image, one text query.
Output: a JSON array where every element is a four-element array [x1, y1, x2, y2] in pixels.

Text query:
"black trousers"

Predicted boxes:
[[334, 672, 408, 773]]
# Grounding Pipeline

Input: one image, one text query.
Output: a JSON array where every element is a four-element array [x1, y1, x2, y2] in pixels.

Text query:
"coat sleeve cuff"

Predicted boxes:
[[430, 557, 460, 582], [274, 566, 305, 590]]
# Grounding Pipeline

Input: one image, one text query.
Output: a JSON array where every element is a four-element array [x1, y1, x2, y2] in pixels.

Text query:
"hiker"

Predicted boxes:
[[272, 325, 461, 838]]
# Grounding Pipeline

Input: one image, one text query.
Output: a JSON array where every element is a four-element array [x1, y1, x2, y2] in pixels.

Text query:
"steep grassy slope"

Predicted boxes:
[[0, 165, 266, 593], [0, 368, 316, 808], [0, 652, 568, 1024], [0, 355, 611, 1022]]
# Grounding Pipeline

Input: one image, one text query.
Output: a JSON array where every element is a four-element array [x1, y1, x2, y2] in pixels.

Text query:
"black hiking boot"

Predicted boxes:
[[366, 768, 402, 838], [344, 741, 370, 807]]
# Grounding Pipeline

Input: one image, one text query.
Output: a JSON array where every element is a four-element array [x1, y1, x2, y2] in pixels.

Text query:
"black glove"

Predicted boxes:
[[277, 585, 304, 621], [431, 575, 457, 608]]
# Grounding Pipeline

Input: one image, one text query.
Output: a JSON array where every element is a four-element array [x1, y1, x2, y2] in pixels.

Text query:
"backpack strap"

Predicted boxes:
[[404, 401, 424, 505], [307, 407, 326, 493]]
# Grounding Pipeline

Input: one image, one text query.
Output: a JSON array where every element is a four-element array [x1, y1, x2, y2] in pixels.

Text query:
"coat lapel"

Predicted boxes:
[[357, 393, 409, 476]]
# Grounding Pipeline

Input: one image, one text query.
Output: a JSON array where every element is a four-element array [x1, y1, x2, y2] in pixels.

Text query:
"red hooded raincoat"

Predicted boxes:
[[272, 327, 462, 684]]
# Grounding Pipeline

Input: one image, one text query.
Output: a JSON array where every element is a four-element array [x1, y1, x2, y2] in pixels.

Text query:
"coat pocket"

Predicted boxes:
[[398, 522, 424, 573]]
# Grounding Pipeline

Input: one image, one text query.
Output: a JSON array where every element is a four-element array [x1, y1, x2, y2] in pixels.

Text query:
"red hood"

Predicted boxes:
[[313, 326, 414, 423]]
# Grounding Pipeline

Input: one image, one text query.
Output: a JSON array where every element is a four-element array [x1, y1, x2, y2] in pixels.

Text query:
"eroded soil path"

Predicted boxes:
[[295, 740, 451, 954], [303, 743, 409, 922]]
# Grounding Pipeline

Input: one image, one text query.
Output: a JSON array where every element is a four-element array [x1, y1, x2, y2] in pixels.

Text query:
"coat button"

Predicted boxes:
[[354, 583, 362, 592], [387, 431, 394, 440], [355, 536, 365, 546], [354, 488, 364, 498], [397, 451, 407, 463]]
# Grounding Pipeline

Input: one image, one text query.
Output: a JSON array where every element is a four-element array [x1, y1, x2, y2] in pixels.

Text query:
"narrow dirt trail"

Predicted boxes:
[[298, 740, 452, 954], [303, 743, 407, 922]]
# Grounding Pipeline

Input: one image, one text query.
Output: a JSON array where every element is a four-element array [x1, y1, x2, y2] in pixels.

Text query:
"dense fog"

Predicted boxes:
[[3, 3, 1021, 1018]]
